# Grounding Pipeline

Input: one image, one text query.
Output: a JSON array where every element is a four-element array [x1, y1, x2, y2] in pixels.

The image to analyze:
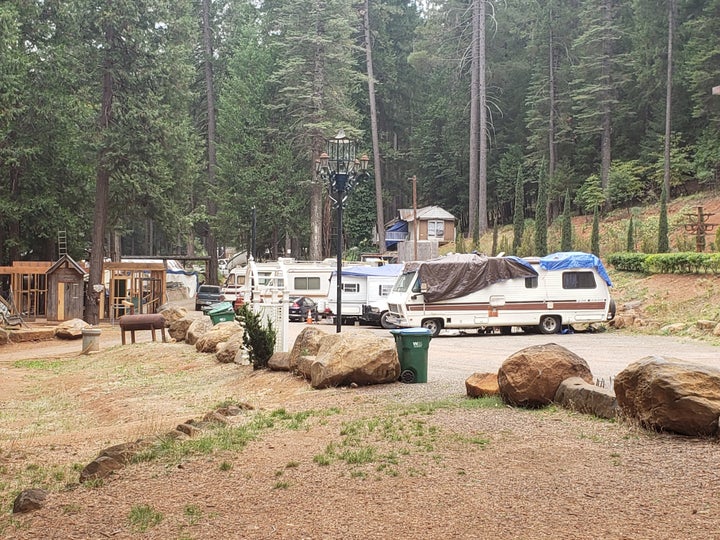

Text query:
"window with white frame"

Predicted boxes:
[[427, 220, 445, 239]]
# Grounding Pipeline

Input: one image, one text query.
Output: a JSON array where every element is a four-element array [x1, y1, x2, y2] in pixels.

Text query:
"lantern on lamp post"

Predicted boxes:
[[315, 129, 370, 333]]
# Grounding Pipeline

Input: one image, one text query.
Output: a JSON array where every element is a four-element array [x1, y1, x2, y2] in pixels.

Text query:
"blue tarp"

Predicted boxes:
[[539, 252, 612, 287], [332, 264, 404, 278], [385, 221, 408, 250]]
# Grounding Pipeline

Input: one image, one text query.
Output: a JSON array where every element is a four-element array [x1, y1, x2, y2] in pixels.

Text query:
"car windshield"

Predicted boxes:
[[392, 271, 416, 293]]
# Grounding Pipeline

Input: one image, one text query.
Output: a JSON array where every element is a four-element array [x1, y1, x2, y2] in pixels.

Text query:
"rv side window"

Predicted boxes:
[[342, 283, 360, 293], [412, 279, 421, 293], [379, 284, 393, 297], [562, 271, 596, 289], [294, 276, 321, 291], [525, 276, 538, 289]]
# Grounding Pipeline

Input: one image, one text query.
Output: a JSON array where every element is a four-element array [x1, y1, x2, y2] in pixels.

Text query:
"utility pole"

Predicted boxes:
[[410, 175, 418, 261]]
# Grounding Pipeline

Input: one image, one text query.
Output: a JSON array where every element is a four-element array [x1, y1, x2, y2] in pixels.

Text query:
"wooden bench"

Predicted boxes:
[[118, 314, 167, 345]]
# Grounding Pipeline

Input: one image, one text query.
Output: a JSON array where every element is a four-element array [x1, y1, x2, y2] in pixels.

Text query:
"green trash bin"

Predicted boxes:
[[390, 327, 432, 383], [207, 301, 235, 325]]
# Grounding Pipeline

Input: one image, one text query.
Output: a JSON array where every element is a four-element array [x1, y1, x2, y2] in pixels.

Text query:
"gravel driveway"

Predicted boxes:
[[289, 321, 720, 387]]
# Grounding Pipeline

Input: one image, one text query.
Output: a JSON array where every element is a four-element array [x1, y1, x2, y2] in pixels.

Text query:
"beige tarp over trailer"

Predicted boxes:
[[404, 253, 538, 303], [0, 261, 52, 320]]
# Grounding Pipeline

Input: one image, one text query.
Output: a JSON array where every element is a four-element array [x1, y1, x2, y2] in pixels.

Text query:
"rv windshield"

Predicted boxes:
[[393, 271, 417, 293]]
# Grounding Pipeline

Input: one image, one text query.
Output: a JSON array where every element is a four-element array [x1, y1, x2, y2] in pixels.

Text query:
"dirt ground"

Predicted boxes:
[[1, 275, 720, 539]]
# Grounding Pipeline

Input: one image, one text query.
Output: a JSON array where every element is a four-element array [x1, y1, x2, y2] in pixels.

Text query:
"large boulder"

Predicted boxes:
[[554, 377, 618, 419], [169, 313, 204, 342], [268, 351, 291, 371], [309, 330, 399, 389], [159, 304, 188, 325], [215, 331, 245, 363], [497, 343, 593, 408], [196, 321, 242, 353], [54, 318, 89, 340], [185, 317, 213, 345], [614, 356, 720, 436], [289, 326, 328, 372]]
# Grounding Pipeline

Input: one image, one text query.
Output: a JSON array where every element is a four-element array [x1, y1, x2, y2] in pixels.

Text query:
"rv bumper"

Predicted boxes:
[[387, 314, 410, 327]]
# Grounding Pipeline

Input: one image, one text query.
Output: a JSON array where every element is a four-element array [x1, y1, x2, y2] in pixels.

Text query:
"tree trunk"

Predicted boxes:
[[202, 0, 218, 283], [477, 0, 488, 236], [600, 0, 612, 206], [85, 23, 115, 325], [663, 0, 675, 200], [468, 0, 480, 241], [363, 0, 385, 254], [309, 2, 327, 261]]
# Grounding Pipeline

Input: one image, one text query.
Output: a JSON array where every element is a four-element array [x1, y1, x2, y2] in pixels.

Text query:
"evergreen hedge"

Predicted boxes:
[[607, 252, 720, 274]]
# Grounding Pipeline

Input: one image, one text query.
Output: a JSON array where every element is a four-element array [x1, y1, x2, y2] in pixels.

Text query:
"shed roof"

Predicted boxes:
[[397, 206, 455, 222], [46, 254, 87, 276]]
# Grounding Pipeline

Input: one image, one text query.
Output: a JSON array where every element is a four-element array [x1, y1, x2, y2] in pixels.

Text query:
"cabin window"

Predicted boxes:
[[294, 276, 322, 291], [525, 276, 538, 288], [379, 284, 393, 296], [342, 283, 360, 293], [562, 271, 596, 289], [427, 220, 445, 239]]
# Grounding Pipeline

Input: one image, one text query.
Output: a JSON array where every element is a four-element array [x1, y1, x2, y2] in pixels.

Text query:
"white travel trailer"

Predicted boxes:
[[240, 258, 337, 311], [386, 252, 615, 336], [326, 264, 404, 328]]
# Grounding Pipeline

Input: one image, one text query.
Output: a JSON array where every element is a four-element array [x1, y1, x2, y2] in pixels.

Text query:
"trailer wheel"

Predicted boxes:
[[380, 312, 396, 329], [422, 318, 443, 337], [539, 315, 561, 334]]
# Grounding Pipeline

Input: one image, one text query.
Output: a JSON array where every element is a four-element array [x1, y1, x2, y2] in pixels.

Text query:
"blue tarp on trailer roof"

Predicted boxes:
[[332, 264, 404, 278], [539, 252, 612, 286]]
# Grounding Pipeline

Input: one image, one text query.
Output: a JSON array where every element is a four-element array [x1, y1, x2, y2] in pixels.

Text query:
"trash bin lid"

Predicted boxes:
[[389, 327, 432, 336], [207, 301, 233, 314]]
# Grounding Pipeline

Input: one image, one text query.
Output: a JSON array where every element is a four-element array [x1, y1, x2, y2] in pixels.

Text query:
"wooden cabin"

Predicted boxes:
[[0, 261, 52, 320], [103, 262, 166, 320], [46, 255, 87, 322]]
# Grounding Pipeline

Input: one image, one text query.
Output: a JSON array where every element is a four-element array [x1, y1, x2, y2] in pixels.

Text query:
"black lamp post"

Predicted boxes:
[[316, 129, 369, 333]]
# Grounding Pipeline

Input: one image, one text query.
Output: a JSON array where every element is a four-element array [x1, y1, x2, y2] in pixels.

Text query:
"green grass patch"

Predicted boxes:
[[128, 504, 163, 532]]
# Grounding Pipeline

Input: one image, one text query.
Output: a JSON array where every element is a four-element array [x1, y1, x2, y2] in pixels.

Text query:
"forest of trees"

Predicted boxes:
[[2, 0, 720, 273]]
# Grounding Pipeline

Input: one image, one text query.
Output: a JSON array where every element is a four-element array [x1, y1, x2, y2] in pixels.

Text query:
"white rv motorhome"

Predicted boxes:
[[326, 264, 404, 328], [386, 252, 615, 336]]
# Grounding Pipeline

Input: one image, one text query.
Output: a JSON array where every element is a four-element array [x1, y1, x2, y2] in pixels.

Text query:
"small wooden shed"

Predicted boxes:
[[46, 255, 87, 321]]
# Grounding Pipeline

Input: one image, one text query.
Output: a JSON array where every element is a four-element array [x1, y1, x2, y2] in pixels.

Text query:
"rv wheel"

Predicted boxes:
[[422, 318, 442, 337], [539, 315, 561, 334], [400, 369, 416, 383], [380, 312, 396, 329]]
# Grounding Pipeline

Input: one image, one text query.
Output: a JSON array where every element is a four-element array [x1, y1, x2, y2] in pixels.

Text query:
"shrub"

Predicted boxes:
[[236, 304, 276, 370]]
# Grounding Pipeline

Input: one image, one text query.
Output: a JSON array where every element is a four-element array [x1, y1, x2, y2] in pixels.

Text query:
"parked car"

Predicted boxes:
[[195, 284, 225, 312], [289, 296, 318, 322]]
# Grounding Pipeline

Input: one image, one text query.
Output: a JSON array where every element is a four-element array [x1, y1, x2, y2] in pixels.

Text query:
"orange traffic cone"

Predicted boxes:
[[306, 311, 313, 324]]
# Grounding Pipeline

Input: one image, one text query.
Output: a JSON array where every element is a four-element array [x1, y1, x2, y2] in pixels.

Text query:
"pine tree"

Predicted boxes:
[[512, 168, 524, 254], [591, 206, 600, 256], [534, 173, 548, 256], [626, 215, 635, 252], [658, 185, 669, 253], [561, 189, 572, 251]]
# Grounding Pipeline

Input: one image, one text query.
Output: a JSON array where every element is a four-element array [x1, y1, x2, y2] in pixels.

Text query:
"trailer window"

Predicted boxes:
[[379, 284, 393, 296], [562, 271, 596, 289], [342, 283, 360, 293], [525, 276, 538, 288], [294, 276, 321, 291]]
